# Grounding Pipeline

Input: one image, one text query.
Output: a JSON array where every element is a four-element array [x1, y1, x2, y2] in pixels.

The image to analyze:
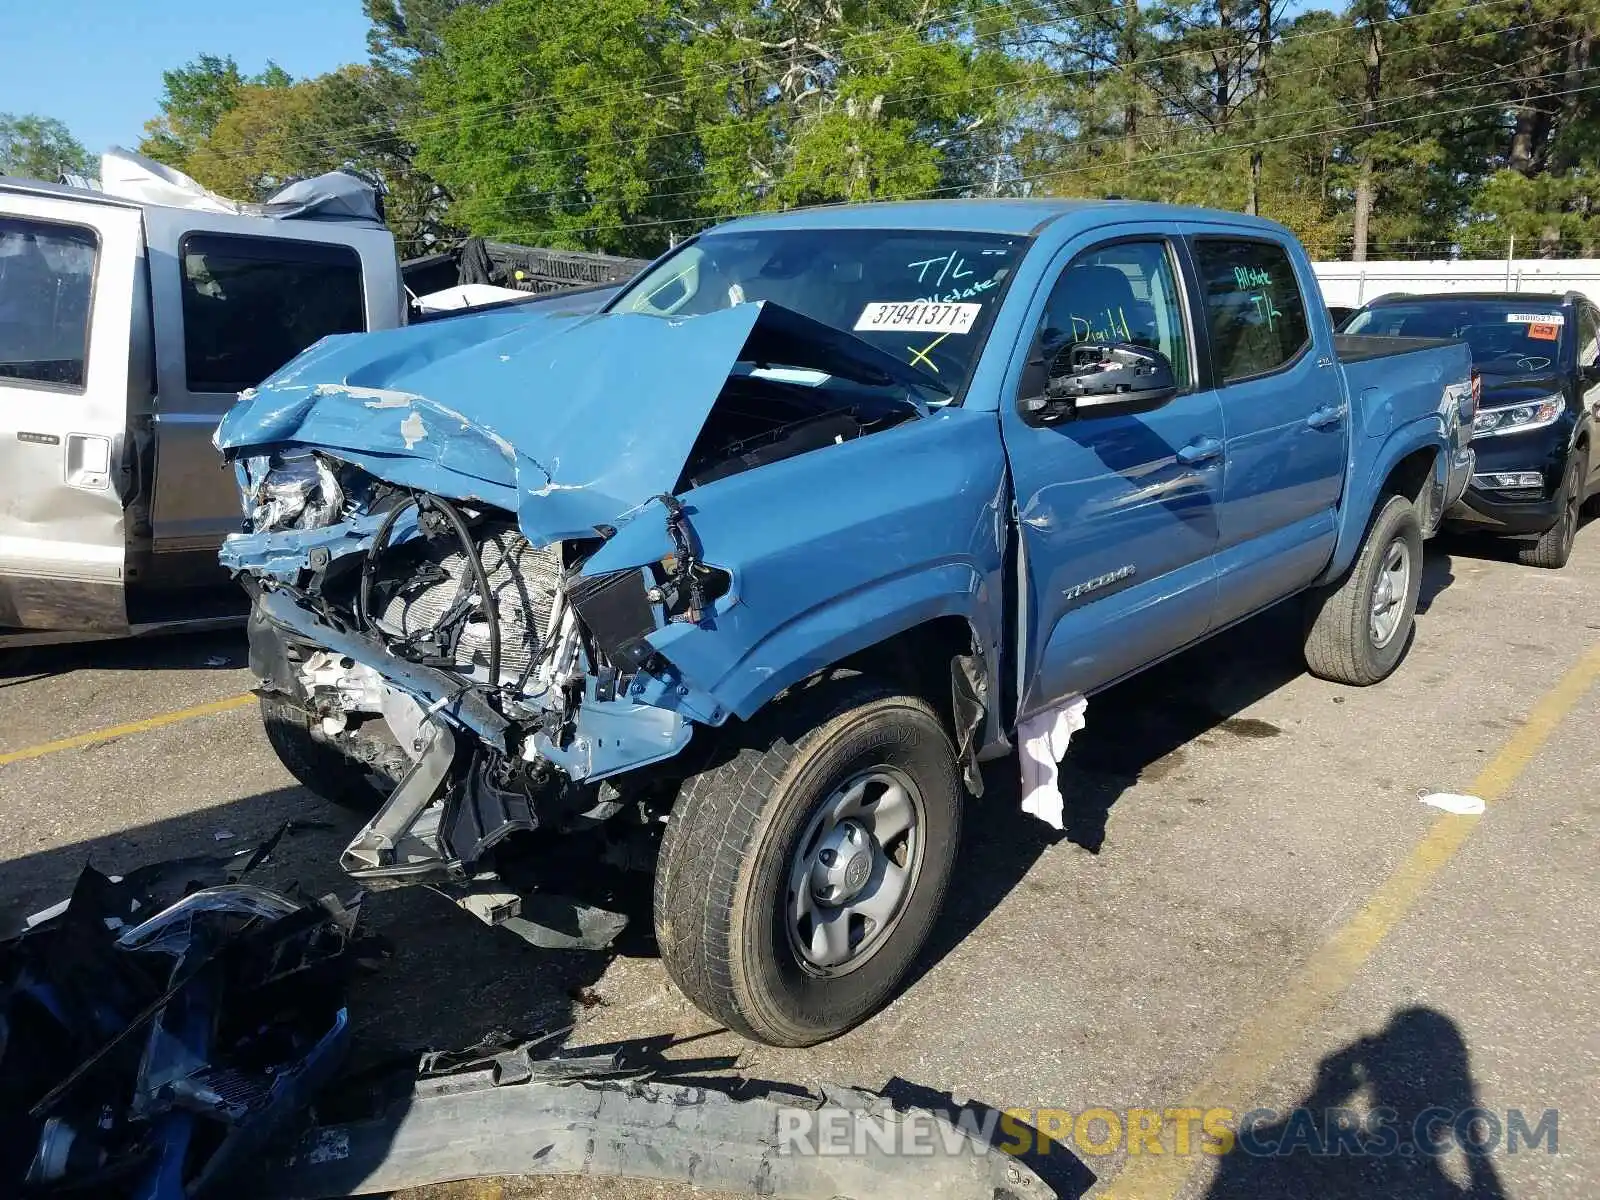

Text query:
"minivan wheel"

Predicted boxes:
[[1303, 493, 1424, 686], [1516, 459, 1582, 570], [654, 676, 962, 1047]]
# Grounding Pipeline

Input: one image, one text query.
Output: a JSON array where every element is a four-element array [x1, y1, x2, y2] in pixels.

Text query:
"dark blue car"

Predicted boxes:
[[1344, 291, 1600, 568]]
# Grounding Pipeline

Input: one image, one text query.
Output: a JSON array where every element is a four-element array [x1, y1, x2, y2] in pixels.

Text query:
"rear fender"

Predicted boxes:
[[1321, 416, 1444, 583]]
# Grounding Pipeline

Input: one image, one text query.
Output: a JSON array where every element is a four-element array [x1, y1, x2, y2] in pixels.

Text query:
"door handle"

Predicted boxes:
[[1176, 436, 1223, 465], [1307, 404, 1346, 430]]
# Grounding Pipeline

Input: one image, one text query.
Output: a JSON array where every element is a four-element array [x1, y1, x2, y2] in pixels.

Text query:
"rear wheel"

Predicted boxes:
[[653, 676, 962, 1047], [259, 693, 396, 811], [1304, 493, 1424, 686], [1516, 458, 1582, 570]]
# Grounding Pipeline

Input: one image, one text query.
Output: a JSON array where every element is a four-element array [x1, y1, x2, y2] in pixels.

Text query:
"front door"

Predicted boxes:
[[1000, 233, 1225, 716], [1188, 234, 1349, 625], [0, 193, 144, 632]]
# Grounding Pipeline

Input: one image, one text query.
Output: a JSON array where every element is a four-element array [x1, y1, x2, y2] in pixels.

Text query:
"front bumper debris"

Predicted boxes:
[[1, 837, 363, 1200], [244, 1037, 1058, 1200]]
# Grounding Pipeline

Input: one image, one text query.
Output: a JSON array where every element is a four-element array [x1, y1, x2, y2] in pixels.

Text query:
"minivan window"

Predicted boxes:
[[1192, 238, 1310, 382], [0, 216, 97, 389], [180, 233, 365, 393]]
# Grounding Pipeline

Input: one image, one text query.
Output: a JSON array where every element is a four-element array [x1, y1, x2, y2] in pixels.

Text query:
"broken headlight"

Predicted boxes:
[[250, 453, 345, 532]]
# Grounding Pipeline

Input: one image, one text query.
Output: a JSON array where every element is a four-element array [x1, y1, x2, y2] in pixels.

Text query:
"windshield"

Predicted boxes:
[[1344, 299, 1568, 374], [611, 228, 1028, 397]]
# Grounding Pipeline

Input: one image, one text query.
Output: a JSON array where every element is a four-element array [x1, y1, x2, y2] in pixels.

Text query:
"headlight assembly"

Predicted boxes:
[[1472, 394, 1563, 439], [250, 453, 345, 532]]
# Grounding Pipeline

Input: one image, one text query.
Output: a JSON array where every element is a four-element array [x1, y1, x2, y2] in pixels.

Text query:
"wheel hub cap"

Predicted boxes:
[[811, 821, 874, 904], [786, 768, 926, 976], [1370, 538, 1410, 649]]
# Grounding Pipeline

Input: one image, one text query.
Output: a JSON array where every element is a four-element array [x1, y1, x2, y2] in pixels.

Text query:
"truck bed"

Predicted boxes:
[[1334, 333, 1461, 363]]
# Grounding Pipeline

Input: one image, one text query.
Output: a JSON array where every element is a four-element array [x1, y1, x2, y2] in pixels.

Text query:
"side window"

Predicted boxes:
[[1034, 240, 1192, 389], [180, 232, 365, 393], [1578, 306, 1599, 372], [0, 216, 98, 390], [1192, 239, 1310, 382]]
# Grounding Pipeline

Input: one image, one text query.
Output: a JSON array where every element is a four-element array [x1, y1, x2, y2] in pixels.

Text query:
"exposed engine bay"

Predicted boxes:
[[232, 338, 930, 936]]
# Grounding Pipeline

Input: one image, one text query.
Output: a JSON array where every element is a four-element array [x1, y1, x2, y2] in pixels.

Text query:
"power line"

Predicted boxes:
[[444, 27, 1566, 220], [470, 79, 1600, 242], [413, 0, 1561, 175], [207, 0, 1545, 169]]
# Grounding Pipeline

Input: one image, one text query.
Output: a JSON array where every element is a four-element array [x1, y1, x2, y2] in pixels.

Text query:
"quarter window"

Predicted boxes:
[[180, 232, 365, 393], [1192, 239, 1310, 382], [0, 215, 97, 390], [1033, 240, 1192, 390]]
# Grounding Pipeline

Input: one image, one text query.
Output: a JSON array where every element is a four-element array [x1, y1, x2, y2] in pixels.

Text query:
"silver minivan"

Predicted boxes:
[[0, 169, 404, 641]]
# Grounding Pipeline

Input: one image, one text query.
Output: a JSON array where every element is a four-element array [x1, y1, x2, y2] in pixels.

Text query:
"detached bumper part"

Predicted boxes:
[[246, 1064, 1056, 1200], [340, 719, 459, 885]]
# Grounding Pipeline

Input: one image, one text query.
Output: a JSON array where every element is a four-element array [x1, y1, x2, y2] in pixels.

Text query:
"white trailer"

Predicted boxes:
[[1313, 258, 1600, 311]]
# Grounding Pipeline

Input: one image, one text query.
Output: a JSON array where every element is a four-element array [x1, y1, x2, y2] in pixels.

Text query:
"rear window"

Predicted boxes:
[[1192, 239, 1311, 382], [0, 215, 97, 390], [181, 232, 365, 393], [1343, 299, 1569, 373]]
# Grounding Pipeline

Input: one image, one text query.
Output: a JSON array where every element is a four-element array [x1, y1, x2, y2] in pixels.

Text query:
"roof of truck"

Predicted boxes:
[[713, 197, 1290, 237], [0, 175, 141, 209]]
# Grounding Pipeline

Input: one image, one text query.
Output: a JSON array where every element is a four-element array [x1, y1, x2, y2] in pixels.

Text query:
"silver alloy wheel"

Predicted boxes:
[[1370, 537, 1411, 649], [786, 767, 926, 976]]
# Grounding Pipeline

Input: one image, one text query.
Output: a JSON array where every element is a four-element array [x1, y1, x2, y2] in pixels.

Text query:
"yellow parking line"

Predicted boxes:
[[0, 694, 256, 767], [1100, 640, 1600, 1200]]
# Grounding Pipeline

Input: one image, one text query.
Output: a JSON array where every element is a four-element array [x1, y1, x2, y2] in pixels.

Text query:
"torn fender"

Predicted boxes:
[[216, 301, 941, 545]]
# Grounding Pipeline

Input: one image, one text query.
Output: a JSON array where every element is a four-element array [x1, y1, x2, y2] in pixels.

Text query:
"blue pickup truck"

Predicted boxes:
[[216, 200, 1475, 1046]]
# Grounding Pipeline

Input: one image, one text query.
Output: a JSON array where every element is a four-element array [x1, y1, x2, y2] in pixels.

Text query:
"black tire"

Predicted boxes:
[[1516, 458, 1582, 570], [653, 676, 962, 1047], [1304, 493, 1424, 686], [259, 693, 392, 811]]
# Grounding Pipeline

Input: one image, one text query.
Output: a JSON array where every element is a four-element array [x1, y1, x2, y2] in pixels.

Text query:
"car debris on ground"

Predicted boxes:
[[1, 838, 1058, 1200]]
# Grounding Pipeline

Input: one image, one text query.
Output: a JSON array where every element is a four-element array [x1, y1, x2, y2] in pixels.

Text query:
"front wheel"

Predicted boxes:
[[1303, 493, 1424, 686], [259, 693, 397, 811], [653, 676, 962, 1047], [1515, 458, 1583, 570]]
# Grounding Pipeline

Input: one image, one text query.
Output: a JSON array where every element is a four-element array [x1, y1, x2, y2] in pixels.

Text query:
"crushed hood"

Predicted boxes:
[[216, 301, 941, 544]]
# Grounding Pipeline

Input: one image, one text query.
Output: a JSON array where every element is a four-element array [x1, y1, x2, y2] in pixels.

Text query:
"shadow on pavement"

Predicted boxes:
[[1206, 1006, 1507, 1200], [1055, 601, 1309, 854], [0, 628, 247, 686]]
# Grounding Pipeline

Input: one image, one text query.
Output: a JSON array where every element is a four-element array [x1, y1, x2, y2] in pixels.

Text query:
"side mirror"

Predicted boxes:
[[1021, 342, 1179, 425]]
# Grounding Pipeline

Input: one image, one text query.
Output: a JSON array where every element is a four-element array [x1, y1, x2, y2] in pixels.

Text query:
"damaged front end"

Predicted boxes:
[[217, 300, 944, 924]]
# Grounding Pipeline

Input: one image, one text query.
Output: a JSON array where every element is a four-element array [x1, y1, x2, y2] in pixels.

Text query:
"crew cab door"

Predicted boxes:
[[1000, 230, 1224, 716], [139, 206, 392, 587], [0, 191, 145, 632], [1187, 233, 1348, 625]]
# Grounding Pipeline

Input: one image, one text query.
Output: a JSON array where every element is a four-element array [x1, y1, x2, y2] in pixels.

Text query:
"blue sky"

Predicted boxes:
[[0, 0, 372, 157]]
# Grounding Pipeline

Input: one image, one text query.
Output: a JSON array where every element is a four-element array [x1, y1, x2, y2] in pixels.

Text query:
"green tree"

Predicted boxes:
[[138, 54, 292, 171], [176, 66, 447, 251], [0, 113, 92, 181]]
